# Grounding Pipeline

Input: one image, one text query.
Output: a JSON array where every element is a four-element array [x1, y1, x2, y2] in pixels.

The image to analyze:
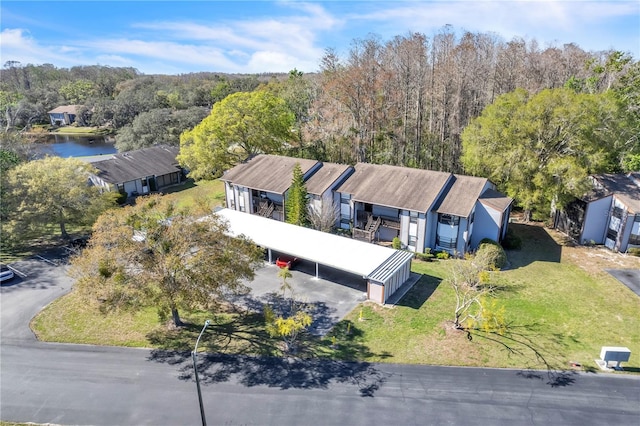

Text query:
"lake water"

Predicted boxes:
[[37, 134, 118, 158]]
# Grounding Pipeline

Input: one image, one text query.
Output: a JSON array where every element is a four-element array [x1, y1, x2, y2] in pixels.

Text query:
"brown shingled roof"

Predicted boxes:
[[47, 105, 81, 114], [590, 173, 640, 214], [336, 163, 452, 212], [436, 175, 491, 217], [305, 162, 353, 196], [220, 155, 319, 194], [92, 145, 181, 184], [478, 188, 513, 212]]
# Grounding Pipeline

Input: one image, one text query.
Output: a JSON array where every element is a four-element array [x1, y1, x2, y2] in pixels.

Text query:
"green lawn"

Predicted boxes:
[[338, 224, 640, 371], [30, 206, 640, 372], [50, 126, 112, 135]]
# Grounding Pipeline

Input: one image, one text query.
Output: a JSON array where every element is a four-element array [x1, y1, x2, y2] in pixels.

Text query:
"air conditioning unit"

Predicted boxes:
[[596, 346, 631, 370]]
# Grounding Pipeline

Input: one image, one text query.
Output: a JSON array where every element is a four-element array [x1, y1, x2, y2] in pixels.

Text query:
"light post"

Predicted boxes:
[[192, 319, 211, 426]]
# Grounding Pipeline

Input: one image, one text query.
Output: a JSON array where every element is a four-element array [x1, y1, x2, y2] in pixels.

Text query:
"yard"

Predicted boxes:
[[29, 181, 640, 372], [338, 223, 640, 370]]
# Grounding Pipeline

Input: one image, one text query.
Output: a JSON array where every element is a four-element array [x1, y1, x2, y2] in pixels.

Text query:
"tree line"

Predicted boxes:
[[1, 27, 638, 224]]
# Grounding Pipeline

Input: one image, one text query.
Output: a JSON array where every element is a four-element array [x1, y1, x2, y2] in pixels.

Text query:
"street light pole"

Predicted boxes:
[[192, 319, 211, 426]]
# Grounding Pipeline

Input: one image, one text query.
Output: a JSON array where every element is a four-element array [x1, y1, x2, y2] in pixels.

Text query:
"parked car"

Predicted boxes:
[[276, 255, 297, 269], [0, 264, 15, 283]]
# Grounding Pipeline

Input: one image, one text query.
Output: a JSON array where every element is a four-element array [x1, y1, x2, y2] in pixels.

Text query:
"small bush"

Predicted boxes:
[[416, 248, 434, 262], [392, 237, 401, 250], [628, 247, 640, 257], [477, 240, 507, 269], [116, 191, 128, 205], [435, 251, 450, 260], [501, 228, 522, 250]]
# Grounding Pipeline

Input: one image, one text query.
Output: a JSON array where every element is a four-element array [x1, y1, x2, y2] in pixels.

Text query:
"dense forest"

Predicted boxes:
[[1, 28, 638, 217]]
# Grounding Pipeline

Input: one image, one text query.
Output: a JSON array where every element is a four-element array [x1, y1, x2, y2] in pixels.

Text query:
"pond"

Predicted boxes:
[[37, 134, 118, 158]]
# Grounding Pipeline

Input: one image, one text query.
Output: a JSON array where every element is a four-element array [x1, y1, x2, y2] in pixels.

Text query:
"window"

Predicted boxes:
[[408, 235, 417, 247], [629, 232, 640, 246], [340, 193, 350, 203], [410, 211, 418, 225], [469, 210, 475, 225], [612, 207, 624, 219], [438, 213, 459, 226], [606, 228, 618, 241]]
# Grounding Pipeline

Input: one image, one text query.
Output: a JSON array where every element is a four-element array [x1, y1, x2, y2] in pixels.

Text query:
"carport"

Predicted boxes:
[[216, 208, 414, 303]]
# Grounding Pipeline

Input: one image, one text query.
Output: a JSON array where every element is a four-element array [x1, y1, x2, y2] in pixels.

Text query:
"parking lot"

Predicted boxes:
[[230, 255, 368, 335]]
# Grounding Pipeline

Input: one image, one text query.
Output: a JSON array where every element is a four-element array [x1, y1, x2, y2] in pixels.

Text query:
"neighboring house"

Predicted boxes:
[[88, 146, 184, 197], [554, 173, 640, 253], [222, 156, 512, 254], [221, 155, 324, 221], [48, 105, 81, 126], [336, 163, 512, 254]]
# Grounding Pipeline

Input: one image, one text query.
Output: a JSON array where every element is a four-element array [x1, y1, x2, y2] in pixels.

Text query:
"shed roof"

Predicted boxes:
[[92, 145, 181, 184], [220, 155, 319, 194], [590, 174, 640, 214], [215, 208, 413, 279], [436, 175, 490, 217], [478, 189, 513, 212], [48, 105, 81, 114], [305, 162, 353, 196], [336, 163, 452, 212]]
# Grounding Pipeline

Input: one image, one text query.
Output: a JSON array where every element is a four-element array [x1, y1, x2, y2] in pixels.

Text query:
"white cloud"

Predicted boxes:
[[0, 28, 89, 67], [345, 1, 639, 53]]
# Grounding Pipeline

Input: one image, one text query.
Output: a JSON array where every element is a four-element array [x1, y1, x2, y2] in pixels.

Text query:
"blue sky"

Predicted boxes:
[[1, 1, 638, 75]]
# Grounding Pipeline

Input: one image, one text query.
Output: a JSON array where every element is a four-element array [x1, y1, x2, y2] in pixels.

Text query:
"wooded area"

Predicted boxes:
[[1, 28, 638, 218]]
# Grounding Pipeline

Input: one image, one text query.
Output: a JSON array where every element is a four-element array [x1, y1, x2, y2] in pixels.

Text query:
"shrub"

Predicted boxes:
[[392, 237, 401, 250], [416, 248, 434, 262], [628, 247, 640, 257], [435, 250, 450, 260], [116, 191, 128, 205], [476, 240, 507, 269], [501, 228, 522, 250]]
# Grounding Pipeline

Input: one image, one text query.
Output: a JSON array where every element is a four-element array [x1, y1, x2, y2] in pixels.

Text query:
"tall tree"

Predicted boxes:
[[178, 91, 295, 180], [285, 163, 309, 226], [70, 195, 264, 327], [461, 88, 625, 221], [3, 157, 118, 241]]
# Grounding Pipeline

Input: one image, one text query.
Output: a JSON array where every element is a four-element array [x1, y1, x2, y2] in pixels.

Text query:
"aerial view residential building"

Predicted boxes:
[[1, 1, 638, 425]]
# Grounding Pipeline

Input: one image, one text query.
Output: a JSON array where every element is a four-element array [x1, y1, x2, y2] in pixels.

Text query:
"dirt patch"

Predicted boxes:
[[526, 222, 640, 276]]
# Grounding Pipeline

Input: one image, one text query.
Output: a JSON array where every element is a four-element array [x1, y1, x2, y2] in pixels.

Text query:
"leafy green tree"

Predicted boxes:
[[116, 107, 209, 152], [59, 79, 96, 104], [461, 88, 625, 221], [178, 91, 295, 180], [266, 69, 315, 154], [3, 157, 118, 242], [70, 195, 264, 326], [285, 163, 309, 226]]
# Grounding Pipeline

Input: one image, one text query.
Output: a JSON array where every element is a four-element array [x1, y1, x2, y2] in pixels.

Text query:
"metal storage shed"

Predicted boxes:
[[216, 208, 414, 303]]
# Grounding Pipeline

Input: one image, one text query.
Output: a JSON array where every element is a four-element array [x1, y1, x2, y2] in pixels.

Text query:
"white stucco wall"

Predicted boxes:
[[582, 196, 612, 244]]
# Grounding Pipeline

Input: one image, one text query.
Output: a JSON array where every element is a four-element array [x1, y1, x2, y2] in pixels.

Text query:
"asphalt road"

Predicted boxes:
[[2, 257, 640, 426]]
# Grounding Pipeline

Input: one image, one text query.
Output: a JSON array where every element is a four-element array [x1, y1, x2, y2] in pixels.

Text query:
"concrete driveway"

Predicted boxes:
[[230, 257, 368, 335], [606, 268, 640, 297]]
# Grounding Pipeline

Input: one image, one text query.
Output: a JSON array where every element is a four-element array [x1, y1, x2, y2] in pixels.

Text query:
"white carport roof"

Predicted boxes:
[[215, 208, 412, 279]]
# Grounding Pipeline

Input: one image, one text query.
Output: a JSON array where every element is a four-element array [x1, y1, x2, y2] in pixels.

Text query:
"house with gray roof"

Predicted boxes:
[[554, 173, 640, 252], [336, 164, 512, 254], [88, 146, 184, 197], [222, 155, 512, 254], [48, 105, 81, 126], [220, 155, 323, 221]]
